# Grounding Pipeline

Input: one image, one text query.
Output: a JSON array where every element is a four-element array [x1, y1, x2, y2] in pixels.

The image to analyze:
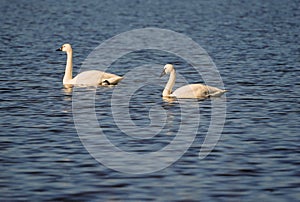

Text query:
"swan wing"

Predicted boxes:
[[172, 84, 226, 98], [73, 70, 122, 86], [172, 84, 209, 98]]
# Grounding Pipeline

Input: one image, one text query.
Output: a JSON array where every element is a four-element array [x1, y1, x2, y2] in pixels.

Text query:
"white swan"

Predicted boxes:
[[160, 64, 227, 99], [56, 44, 123, 87]]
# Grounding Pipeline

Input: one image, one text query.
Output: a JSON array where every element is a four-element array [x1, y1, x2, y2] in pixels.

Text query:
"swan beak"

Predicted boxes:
[[56, 47, 62, 51], [160, 70, 166, 77]]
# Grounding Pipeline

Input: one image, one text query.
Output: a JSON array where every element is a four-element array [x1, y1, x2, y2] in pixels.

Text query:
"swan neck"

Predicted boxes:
[[63, 50, 73, 83], [163, 69, 176, 97]]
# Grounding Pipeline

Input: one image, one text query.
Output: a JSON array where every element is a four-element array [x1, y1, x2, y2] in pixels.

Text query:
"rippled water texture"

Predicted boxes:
[[1, 0, 299, 201]]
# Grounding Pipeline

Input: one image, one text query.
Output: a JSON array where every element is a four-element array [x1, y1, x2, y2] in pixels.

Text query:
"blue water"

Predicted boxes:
[[1, 0, 300, 201]]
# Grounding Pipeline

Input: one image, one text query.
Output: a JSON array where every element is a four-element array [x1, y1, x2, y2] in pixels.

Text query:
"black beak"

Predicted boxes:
[[56, 47, 62, 51], [160, 69, 166, 77]]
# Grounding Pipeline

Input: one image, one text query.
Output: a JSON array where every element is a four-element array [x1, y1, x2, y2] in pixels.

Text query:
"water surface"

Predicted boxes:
[[0, 0, 299, 201]]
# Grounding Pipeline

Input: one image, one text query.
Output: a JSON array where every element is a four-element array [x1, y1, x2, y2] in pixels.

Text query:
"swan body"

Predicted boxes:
[[161, 64, 227, 99], [57, 44, 123, 87]]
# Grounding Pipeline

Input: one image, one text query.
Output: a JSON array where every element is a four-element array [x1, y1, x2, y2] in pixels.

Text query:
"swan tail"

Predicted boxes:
[[208, 89, 228, 97], [104, 76, 123, 85]]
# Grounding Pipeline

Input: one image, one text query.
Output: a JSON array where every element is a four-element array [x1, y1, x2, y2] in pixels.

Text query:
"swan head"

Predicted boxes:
[[160, 64, 174, 77], [56, 44, 72, 52]]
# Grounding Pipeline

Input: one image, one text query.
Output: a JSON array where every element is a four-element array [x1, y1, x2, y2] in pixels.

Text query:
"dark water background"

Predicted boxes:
[[1, 0, 299, 201]]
